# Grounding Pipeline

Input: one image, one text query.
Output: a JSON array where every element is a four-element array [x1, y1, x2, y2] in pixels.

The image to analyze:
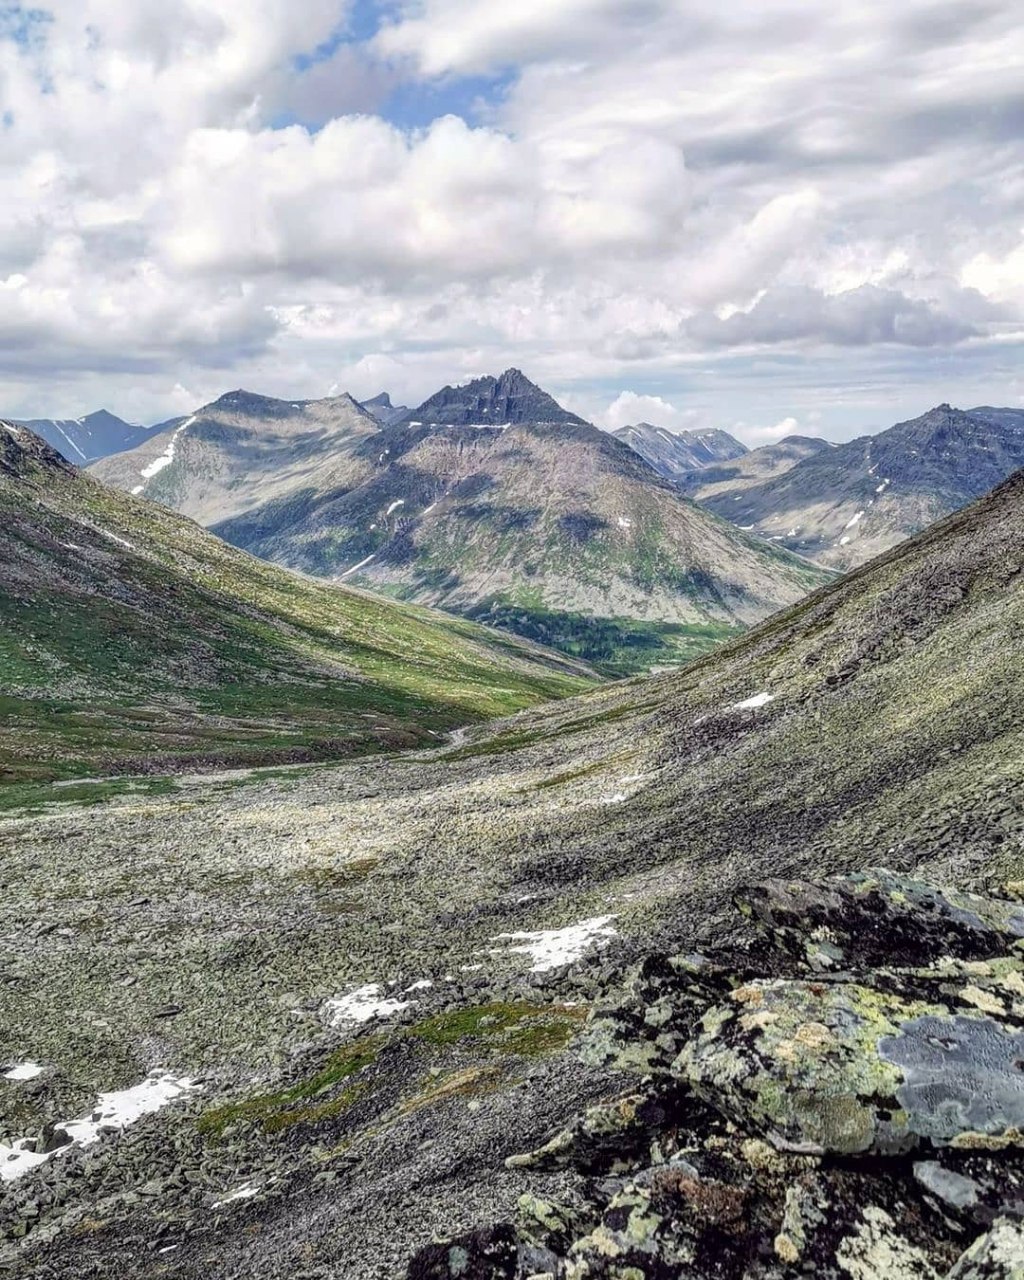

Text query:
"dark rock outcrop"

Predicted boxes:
[[408, 870, 1024, 1278]]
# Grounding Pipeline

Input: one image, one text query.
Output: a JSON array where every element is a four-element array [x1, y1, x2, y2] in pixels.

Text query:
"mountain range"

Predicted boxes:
[[695, 403, 1024, 567], [612, 422, 748, 480], [12, 409, 153, 463], [0, 419, 593, 794], [90, 372, 832, 673]]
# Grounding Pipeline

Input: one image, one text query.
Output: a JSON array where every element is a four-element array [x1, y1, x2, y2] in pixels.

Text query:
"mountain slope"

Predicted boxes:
[[613, 422, 747, 480], [679, 433, 831, 500], [6, 455, 1024, 1277], [0, 422, 596, 790], [698, 404, 1024, 567], [214, 413, 833, 673], [398, 367, 588, 427], [93, 374, 832, 673], [14, 409, 150, 463], [90, 390, 383, 527]]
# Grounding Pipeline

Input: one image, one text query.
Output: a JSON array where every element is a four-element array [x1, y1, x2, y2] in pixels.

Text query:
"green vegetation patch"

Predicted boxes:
[[463, 600, 742, 676], [197, 1036, 382, 1137], [408, 1001, 589, 1056]]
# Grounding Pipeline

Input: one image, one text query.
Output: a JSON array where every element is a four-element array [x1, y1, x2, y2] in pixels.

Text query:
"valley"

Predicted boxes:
[[2, 462, 1023, 1275]]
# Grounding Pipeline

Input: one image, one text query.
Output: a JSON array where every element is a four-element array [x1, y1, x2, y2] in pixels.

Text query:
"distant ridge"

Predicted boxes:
[[613, 422, 747, 480]]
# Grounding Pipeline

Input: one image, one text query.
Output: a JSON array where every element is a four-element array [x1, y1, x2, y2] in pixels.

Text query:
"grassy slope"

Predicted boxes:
[[0, 430, 597, 788]]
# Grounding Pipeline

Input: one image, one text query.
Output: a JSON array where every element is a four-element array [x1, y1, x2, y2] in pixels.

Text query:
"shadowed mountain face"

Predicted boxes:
[[613, 422, 747, 480], [6, 448, 1024, 1279], [0, 420, 595, 789], [89, 374, 831, 673], [696, 405, 1024, 568], [13, 409, 151, 463]]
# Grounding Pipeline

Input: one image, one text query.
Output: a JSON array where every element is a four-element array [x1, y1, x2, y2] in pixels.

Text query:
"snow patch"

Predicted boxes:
[[339, 554, 376, 580], [3, 1063, 43, 1082], [385, 499, 405, 517], [213, 1184, 259, 1208], [844, 510, 865, 530], [730, 691, 775, 711], [840, 536, 851, 546], [405, 979, 433, 992], [0, 1072, 197, 1183], [600, 793, 628, 805], [491, 916, 618, 973], [323, 984, 410, 1026], [100, 529, 135, 551], [617, 517, 632, 530], [139, 416, 195, 481], [876, 479, 891, 494]]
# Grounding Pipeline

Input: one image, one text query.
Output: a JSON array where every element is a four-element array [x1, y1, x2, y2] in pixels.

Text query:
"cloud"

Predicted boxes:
[[690, 284, 979, 348], [600, 391, 704, 433], [0, 0, 1020, 425]]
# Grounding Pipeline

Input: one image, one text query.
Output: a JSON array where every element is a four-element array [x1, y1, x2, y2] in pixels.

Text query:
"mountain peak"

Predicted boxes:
[[401, 369, 587, 428], [0, 421, 77, 478]]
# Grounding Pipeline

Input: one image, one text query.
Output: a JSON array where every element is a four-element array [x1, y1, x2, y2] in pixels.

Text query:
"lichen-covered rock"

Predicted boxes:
[[736, 871, 1024, 971], [947, 1219, 1024, 1278], [678, 978, 1024, 1156], [408, 872, 1024, 1280], [407, 1224, 521, 1279]]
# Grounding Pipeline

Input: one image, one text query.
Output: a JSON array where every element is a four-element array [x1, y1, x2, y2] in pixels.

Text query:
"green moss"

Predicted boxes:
[[408, 1001, 588, 1055], [197, 1036, 381, 1137]]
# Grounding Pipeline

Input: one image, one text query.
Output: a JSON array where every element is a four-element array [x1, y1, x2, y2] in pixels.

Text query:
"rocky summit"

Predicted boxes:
[[410, 870, 1024, 1279]]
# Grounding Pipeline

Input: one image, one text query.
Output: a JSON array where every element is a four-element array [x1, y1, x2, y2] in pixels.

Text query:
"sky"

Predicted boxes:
[[1, 1, 1022, 445]]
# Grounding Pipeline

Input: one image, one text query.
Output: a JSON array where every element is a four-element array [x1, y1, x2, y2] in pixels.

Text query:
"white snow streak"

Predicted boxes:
[[385, 499, 405, 517], [730, 692, 775, 710], [139, 416, 195, 482], [3, 1063, 43, 1082], [491, 917, 618, 972], [323, 984, 410, 1026], [844, 510, 865, 530], [213, 1184, 259, 1208], [339, 554, 376, 580]]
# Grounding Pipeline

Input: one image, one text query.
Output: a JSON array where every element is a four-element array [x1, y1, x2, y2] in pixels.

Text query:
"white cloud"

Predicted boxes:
[[0, 0, 1021, 424]]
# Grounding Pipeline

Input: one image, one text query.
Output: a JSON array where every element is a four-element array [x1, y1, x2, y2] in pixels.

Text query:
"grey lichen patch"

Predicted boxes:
[[678, 980, 939, 1155], [880, 1015, 1024, 1149]]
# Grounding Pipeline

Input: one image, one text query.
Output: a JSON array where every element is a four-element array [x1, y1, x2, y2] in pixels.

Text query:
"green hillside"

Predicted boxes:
[[0, 424, 597, 794]]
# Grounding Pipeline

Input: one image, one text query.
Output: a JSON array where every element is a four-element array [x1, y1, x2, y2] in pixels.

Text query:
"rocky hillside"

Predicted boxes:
[[93, 374, 831, 674], [0, 421, 595, 791], [2, 461, 1022, 1276], [680, 433, 832, 500], [13, 409, 151, 463], [613, 422, 747, 481], [90, 389, 383, 528], [698, 404, 1024, 568]]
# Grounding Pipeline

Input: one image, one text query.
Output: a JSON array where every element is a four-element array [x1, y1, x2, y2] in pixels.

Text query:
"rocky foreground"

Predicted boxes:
[[411, 870, 1024, 1279]]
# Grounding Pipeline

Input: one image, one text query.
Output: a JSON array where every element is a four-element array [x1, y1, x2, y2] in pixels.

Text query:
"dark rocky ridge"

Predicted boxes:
[[12, 409, 151, 463], [697, 405, 1024, 568], [398, 369, 589, 428]]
